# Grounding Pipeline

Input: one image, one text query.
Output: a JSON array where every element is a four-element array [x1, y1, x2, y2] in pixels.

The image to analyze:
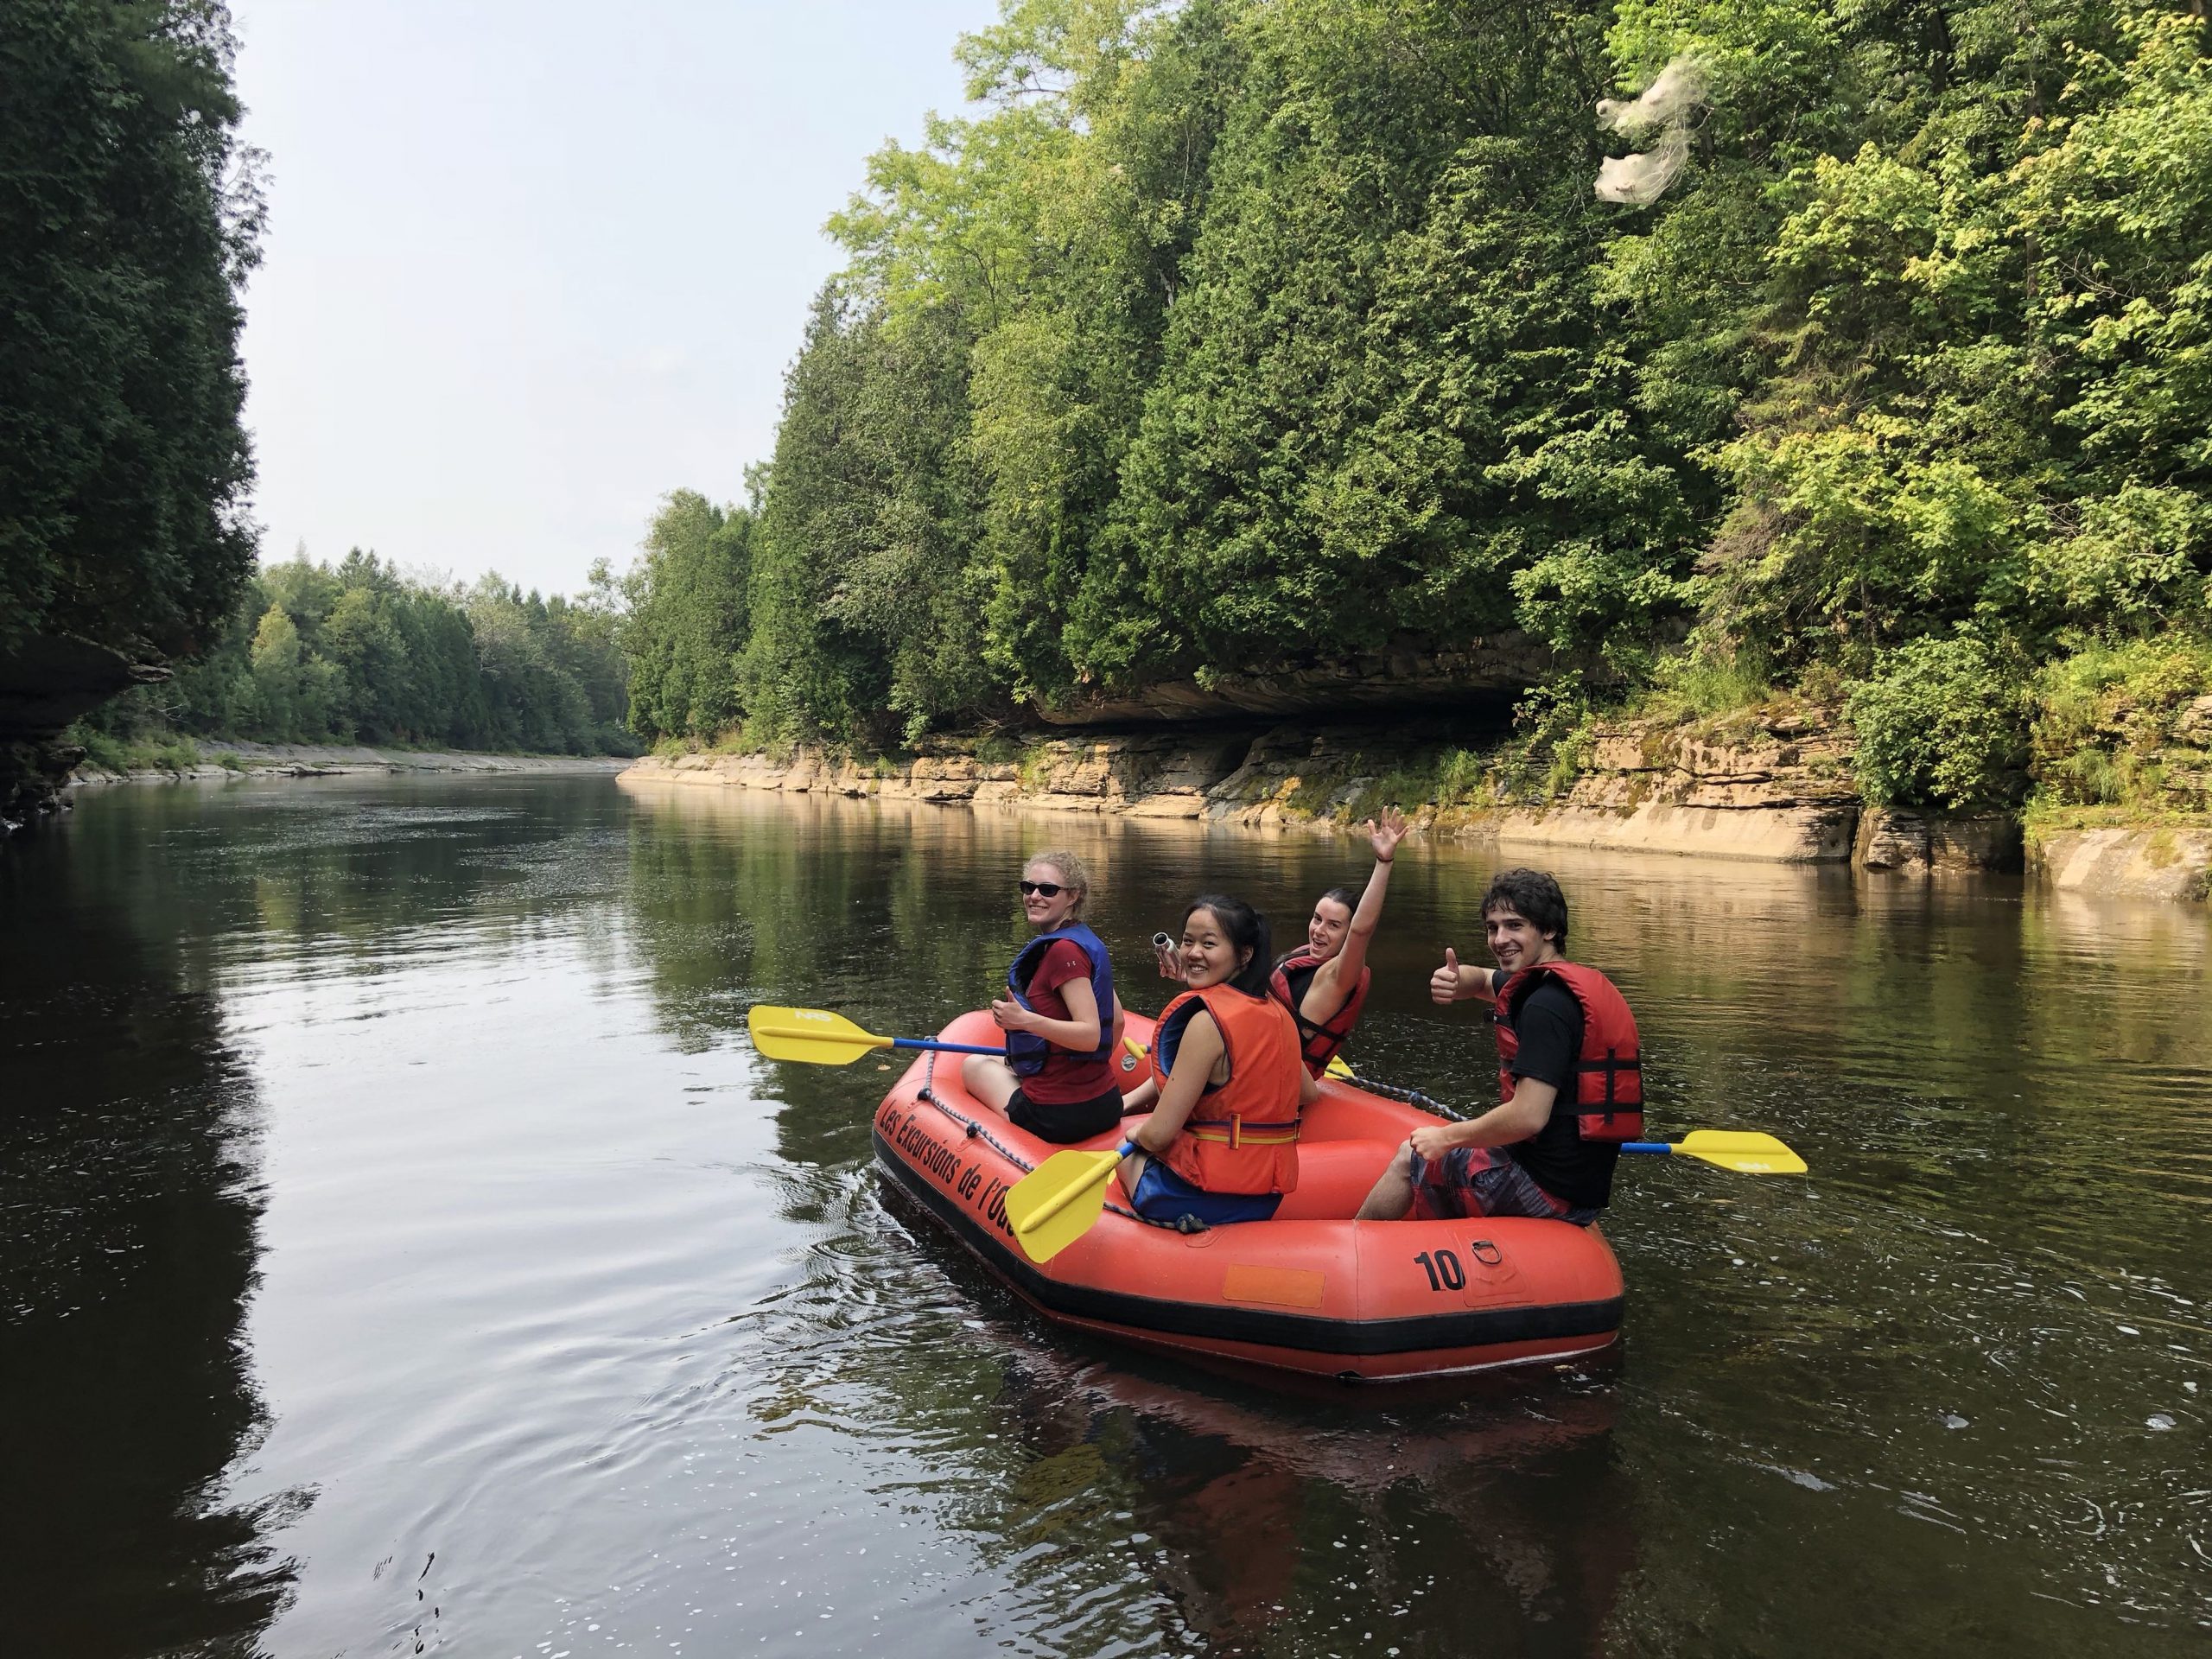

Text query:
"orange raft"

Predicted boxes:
[[873, 1011, 1625, 1382]]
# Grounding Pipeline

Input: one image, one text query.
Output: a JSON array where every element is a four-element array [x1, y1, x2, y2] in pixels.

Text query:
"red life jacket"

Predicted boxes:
[[1493, 961, 1644, 1143], [1150, 984, 1303, 1196], [1268, 947, 1370, 1078]]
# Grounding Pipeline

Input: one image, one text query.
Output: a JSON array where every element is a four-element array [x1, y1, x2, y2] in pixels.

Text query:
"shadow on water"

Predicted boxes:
[[0, 832, 286, 1657]]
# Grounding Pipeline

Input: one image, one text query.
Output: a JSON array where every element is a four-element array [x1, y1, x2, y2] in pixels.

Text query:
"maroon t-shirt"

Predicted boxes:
[[1018, 938, 1116, 1105]]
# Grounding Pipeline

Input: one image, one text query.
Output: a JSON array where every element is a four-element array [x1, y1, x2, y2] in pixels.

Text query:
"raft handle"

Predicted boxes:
[[1469, 1239, 1503, 1266]]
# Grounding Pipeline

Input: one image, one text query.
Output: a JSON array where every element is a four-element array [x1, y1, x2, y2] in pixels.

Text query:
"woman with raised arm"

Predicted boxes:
[[1117, 896, 1318, 1227], [1269, 805, 1407, 1077], [963, 850, 1127, 1145]]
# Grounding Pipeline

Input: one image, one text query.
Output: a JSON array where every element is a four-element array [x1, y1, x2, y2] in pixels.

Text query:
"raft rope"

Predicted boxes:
[[912, 1047, 1155, 1228], [902, 1056, 1476, 1235], [1344, 1072, 1471, 1122]]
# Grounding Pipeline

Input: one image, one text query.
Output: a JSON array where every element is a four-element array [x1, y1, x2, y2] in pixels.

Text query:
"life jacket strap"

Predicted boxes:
[[1186, 1113, 1302, 1147], [1573, 1052, 1642, 1104]]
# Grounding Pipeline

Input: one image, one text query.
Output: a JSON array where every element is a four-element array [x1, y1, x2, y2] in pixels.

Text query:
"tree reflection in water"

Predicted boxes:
[[0, 867, 289, 1656]]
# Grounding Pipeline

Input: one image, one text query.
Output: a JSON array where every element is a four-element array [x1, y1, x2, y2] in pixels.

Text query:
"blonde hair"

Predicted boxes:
[[1024, 849, 1092, 911]]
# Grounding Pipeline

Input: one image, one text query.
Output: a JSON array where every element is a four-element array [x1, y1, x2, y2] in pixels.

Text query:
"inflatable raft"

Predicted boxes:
[[873, 1011, 1624, 1382]]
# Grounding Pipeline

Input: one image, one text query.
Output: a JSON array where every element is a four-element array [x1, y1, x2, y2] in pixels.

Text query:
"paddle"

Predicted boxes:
[[1004, 1142, 1136, 1263], [1001, 1127, 1807, 1264], [1621, 1131, 1806, 1174], [747, 1006, 1005, 1065]]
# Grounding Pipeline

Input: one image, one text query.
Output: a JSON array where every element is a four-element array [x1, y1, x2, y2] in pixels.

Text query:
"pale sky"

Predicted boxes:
[[232, 1, 994, 600]]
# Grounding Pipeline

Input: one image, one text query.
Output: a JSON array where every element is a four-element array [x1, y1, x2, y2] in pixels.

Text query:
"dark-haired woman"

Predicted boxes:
[[1117, 896, 1317, 1226], [1270, 805, 1406, 1077], [963, 849, 1128, 1145]]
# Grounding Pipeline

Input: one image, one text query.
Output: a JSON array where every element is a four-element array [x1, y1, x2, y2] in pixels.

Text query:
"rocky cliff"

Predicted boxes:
[[599, 713, 2201, 904], [0, 634, 166, 833], [619, 713, 1903, 861]]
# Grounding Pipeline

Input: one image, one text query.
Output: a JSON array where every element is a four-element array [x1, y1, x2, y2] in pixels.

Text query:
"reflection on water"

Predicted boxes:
[[1, 774, 2207, 1656], [0, 839, 283, 1656]]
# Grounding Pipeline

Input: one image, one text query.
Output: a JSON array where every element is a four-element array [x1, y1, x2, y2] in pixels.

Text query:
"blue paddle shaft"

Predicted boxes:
[[888, 1036, 1007, 1058], [1620, 1141, 1672, 1156]]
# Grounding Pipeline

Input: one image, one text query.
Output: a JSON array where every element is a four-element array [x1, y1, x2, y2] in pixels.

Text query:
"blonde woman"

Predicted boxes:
[[963, 850, 1127, 1144]]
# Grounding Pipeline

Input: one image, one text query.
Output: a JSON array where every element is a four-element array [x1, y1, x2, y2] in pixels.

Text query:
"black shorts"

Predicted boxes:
[[1007, 1083, 1125, 1145]]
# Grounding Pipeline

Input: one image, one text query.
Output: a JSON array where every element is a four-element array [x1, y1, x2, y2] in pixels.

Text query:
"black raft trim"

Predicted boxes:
[[874, 1129, 1623, 1358]]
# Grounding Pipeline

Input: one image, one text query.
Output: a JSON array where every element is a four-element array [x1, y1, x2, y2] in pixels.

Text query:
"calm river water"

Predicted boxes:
[[3, 773, 2208, 1657]]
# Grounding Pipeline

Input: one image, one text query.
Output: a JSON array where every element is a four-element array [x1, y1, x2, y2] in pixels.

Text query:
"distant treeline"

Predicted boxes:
[[621, 0, 2212, 817], [87, 550, 632, 757]]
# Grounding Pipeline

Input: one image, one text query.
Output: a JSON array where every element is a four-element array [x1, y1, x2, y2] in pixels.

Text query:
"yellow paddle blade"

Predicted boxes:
[[747, 1005, 893, 1065], [1674, 1130, 1807, 1175], [1002, 1147, 1126, 1263], [1324, 1054, 1355, 1081]]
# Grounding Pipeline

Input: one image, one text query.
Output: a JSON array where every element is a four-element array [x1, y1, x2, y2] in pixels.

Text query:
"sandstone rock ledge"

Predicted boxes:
[[620, 717, 1881, 861], [621, 718, 2212, 901], [620, 733, 1274, 821], [1488, 715, 1862, 863], [2030, 826, 2212, 903]]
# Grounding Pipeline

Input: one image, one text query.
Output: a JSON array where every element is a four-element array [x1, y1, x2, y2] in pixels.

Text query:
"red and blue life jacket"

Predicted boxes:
[[1005, 923, 1115, 1077]]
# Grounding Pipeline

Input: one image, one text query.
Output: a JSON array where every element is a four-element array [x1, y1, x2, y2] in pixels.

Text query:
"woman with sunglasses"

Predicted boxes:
[[1116, 895, 1319, 1226], [963, 850, 1128, 1144]]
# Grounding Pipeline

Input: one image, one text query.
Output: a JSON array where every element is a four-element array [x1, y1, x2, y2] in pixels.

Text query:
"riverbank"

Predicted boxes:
[[619, 719, 2211, 904], [71, 741, 630, 788]]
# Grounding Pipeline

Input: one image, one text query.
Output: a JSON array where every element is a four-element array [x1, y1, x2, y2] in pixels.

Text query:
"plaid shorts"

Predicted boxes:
[[1408, 1144, 1599, 1226]]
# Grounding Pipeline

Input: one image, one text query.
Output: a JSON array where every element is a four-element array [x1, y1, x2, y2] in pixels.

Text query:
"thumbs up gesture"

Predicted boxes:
[[1429, 945, 1464, 1006]]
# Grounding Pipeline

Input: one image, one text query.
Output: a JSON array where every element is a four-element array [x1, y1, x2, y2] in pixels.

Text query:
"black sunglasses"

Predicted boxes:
[[1018, 880, 1065, 897]]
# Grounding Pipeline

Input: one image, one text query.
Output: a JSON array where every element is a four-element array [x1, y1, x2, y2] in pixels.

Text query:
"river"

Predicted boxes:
[[3, 773, 2207, 1657]]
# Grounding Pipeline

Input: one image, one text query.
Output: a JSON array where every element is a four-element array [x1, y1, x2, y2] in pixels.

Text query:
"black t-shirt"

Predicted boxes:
[[1491, 969, 1619, 1210]]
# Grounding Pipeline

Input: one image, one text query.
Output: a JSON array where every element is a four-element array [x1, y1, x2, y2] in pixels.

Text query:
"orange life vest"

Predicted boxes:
[[1150, 984, 1303, 1196], [1493, 960, 1644, 1143], [1268, 946, 1370, 1077]]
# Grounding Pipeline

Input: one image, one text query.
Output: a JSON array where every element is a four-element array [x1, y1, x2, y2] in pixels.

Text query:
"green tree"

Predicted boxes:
[[1, 0, 263, 663], [249, 604, 302, 740], [623, 492, 752, 741]]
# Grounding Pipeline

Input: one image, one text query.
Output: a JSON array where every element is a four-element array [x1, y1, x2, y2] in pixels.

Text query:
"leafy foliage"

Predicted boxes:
[[2, 0, 263, 662], [618, 0, 2212, 819], [1847, 634, 2030, 810], [85, 551, 632, 755]]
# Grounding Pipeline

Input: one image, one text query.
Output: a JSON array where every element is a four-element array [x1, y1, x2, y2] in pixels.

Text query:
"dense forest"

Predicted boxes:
[[622, 0, 2212, 819], [3, 0, 258, 672], [80, 551, 633, 761], [2, 0, 265, 814]]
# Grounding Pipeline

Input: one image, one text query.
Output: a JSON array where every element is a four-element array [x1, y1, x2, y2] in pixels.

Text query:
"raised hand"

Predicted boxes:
[[1367, 804, 1408, 861], [1429, 945, 1462, 1005]]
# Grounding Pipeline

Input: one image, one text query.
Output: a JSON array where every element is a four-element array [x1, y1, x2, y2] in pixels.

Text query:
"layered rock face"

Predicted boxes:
[[622, 733, 1266, 817], [2030, 827, 2212, 903], [608, 710, 2201, 901], [1488, 714, 1867, 864], [620, 716, 1900, 865]]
